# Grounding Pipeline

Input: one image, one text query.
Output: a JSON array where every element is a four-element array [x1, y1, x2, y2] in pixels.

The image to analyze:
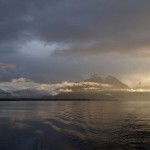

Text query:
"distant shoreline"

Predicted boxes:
[[0, 98, 117, 101], [0, 98, 90, 101]]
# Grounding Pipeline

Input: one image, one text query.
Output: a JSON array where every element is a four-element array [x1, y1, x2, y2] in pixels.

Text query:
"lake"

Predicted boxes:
[[0, 100, 150, 150]]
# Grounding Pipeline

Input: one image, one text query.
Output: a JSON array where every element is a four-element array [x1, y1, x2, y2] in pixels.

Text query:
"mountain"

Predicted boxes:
[[104, 76, 129, 89], [84, 74, 129, 89], [84, 74, 104, 83]]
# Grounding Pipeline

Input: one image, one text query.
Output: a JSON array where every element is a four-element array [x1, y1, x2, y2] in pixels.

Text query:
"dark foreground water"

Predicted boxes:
[[0, 101, 150, 150]]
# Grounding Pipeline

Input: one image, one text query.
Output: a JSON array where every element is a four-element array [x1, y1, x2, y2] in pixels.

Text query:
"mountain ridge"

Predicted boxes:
[[84, 74, 129, 89]]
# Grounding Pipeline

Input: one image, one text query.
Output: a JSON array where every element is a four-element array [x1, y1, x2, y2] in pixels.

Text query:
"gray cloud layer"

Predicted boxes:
[[0, 0, 150, 84], [1, 0, 150, 53], [0, 63, 16, 70]]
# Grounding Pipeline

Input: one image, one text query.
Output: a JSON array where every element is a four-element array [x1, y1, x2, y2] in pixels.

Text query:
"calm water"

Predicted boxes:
[[0, 101, 150, 150]]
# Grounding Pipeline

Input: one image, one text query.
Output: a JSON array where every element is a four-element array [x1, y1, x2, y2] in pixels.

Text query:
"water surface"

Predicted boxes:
[[0, 101, 150, 150]]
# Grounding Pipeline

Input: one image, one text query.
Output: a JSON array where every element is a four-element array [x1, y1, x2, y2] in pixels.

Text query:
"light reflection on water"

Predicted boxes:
[[0, 101, 150, 150]]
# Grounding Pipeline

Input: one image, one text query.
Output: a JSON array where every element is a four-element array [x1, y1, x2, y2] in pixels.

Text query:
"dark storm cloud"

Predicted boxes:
[[1, 0, 150, 84], [1, 0, 150, 54]]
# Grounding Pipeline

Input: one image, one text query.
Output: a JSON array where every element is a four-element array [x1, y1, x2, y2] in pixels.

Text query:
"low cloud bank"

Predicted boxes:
[[0, 78, 111, 97], [0, 78, 149, 98]]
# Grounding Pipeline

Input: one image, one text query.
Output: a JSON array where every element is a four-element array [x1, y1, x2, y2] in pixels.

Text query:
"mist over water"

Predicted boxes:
[[0, 100, 150, 150]]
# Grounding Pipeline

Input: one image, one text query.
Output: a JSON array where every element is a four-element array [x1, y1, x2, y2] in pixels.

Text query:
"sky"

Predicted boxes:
[[1, 0, 150, 87]]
